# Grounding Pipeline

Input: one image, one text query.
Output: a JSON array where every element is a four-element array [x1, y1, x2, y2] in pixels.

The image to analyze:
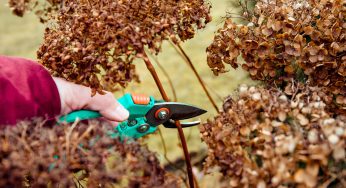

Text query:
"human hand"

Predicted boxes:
[[53, 77, 129, 123]]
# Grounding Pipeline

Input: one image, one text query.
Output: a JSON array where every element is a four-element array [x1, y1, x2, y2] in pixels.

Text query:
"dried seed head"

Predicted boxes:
[[0, 120, 179, 187], [26, 0, 211, 92], [8, 0, 61, 22], [207, 0, 346, 113], [328, 134, 340, 145], [308, 130, 319, 143], [201, 85, 346, 187], [8, 0, 213, 92]]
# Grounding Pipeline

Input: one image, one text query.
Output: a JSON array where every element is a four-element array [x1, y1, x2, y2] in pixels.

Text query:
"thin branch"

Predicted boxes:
[[16, 125, 34, 154], [85, 0, 92, 9], [158, 128, 187, 177], [142, 54, 169, 100], [193, 173, 200, 188], [174, 120, 195, 188], [73, 125, 94, 152], [65, 120, 79, 161], [170, 41, 219, 112], [206, 83, 223, 102], [186, 126, 194, 143], [147, 52, 178, 101], [142, 52, 195, 188], [320, 175, 337, 188]]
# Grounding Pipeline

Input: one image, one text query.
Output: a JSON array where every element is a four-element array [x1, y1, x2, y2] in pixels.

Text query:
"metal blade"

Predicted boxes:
[[164, 102, 207, 120], [163, 119, 201, 128], [145, 102, 207, 126]]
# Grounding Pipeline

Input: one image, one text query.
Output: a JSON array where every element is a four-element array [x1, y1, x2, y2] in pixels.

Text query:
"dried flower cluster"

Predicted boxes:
[[0, 120, 179, 187], [8, 0, 62, 22], [207, 0, 346, 109], [33, 0, 211, 93], [200, 85, 346, 187], [203, 0, 346, 186]]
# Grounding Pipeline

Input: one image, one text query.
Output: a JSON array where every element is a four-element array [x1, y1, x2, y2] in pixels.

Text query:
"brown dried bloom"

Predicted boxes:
[[8, 0, 62, 22], [0, 120, 179, 187], [200, 85, 346, 187], [207, 0, 346, 108], [35, 0, 211, 93]]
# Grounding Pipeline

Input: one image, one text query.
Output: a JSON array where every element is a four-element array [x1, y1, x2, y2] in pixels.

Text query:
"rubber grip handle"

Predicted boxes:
[[58, 110, 101, 123], [58, 93, 154, 125]]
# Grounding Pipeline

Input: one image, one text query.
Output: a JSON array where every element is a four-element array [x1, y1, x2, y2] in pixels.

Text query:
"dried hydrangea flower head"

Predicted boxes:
[[207, 0, 346, 110], [8, 0, 62, 22], [200, 85, 346, 187], [0, 120, 179, 187], [33, 0, 211, 93]]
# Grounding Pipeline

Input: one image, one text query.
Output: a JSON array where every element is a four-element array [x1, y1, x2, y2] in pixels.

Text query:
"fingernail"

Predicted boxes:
[[115, 105, 129, 120]]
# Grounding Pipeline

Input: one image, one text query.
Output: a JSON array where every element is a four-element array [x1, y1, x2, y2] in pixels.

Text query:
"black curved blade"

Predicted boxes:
[[163, 119, 201, 128], [165, 102, 207, 120], [145, 102, 207, 126]]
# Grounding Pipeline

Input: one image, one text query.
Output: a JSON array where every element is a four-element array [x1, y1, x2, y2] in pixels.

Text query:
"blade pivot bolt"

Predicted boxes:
[[155, 108, 170, 120], [137, 124, 150, 133]]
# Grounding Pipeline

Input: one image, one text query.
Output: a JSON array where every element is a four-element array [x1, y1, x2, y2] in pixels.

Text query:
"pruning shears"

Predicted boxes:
[[58, 93, 207, 140]]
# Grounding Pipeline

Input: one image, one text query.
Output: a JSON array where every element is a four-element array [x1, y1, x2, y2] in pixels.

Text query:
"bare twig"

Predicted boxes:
[[174, 120, 194, 188], [206, 83, 223, 102], [186, 126, 194, 143], [65, 120, 79, 160], [143, 52, 195, 188], [158, 128, 187, 184], [142, 54, 169, 100], [73, 125, 94, 152], [148, 52, 178, 101], [170, 41, 219, 112], [320, 175, 337, 188], [17, 124, 34, 154]]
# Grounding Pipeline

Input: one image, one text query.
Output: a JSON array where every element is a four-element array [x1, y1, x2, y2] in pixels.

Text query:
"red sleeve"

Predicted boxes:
[[0, 56, 61, 126]]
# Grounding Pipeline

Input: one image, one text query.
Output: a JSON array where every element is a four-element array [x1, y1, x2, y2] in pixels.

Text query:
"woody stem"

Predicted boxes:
[[173, 42, 219, 112], [142, 52, 195, 188]]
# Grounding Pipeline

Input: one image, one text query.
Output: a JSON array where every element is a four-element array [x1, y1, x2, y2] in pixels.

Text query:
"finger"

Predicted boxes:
[[53, 77, 129, 122], [85, 92, 129, 122]]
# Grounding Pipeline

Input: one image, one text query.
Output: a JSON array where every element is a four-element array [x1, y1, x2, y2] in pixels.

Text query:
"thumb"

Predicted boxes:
[[53, 77, 129, 122], [85, 92, 129, 122], [98, 100, 129, 122]]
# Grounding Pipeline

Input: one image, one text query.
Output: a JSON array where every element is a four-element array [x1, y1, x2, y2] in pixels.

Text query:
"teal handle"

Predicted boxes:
[[58, 93, 157, 140], [58, 110, 101, 123]]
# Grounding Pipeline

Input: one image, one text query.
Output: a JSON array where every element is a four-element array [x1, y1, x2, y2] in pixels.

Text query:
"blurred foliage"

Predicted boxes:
[[0, 120, 180, 187]]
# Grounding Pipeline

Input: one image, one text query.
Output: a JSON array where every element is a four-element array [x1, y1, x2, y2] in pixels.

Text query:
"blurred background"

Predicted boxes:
[[0, 0, 253, 186]]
